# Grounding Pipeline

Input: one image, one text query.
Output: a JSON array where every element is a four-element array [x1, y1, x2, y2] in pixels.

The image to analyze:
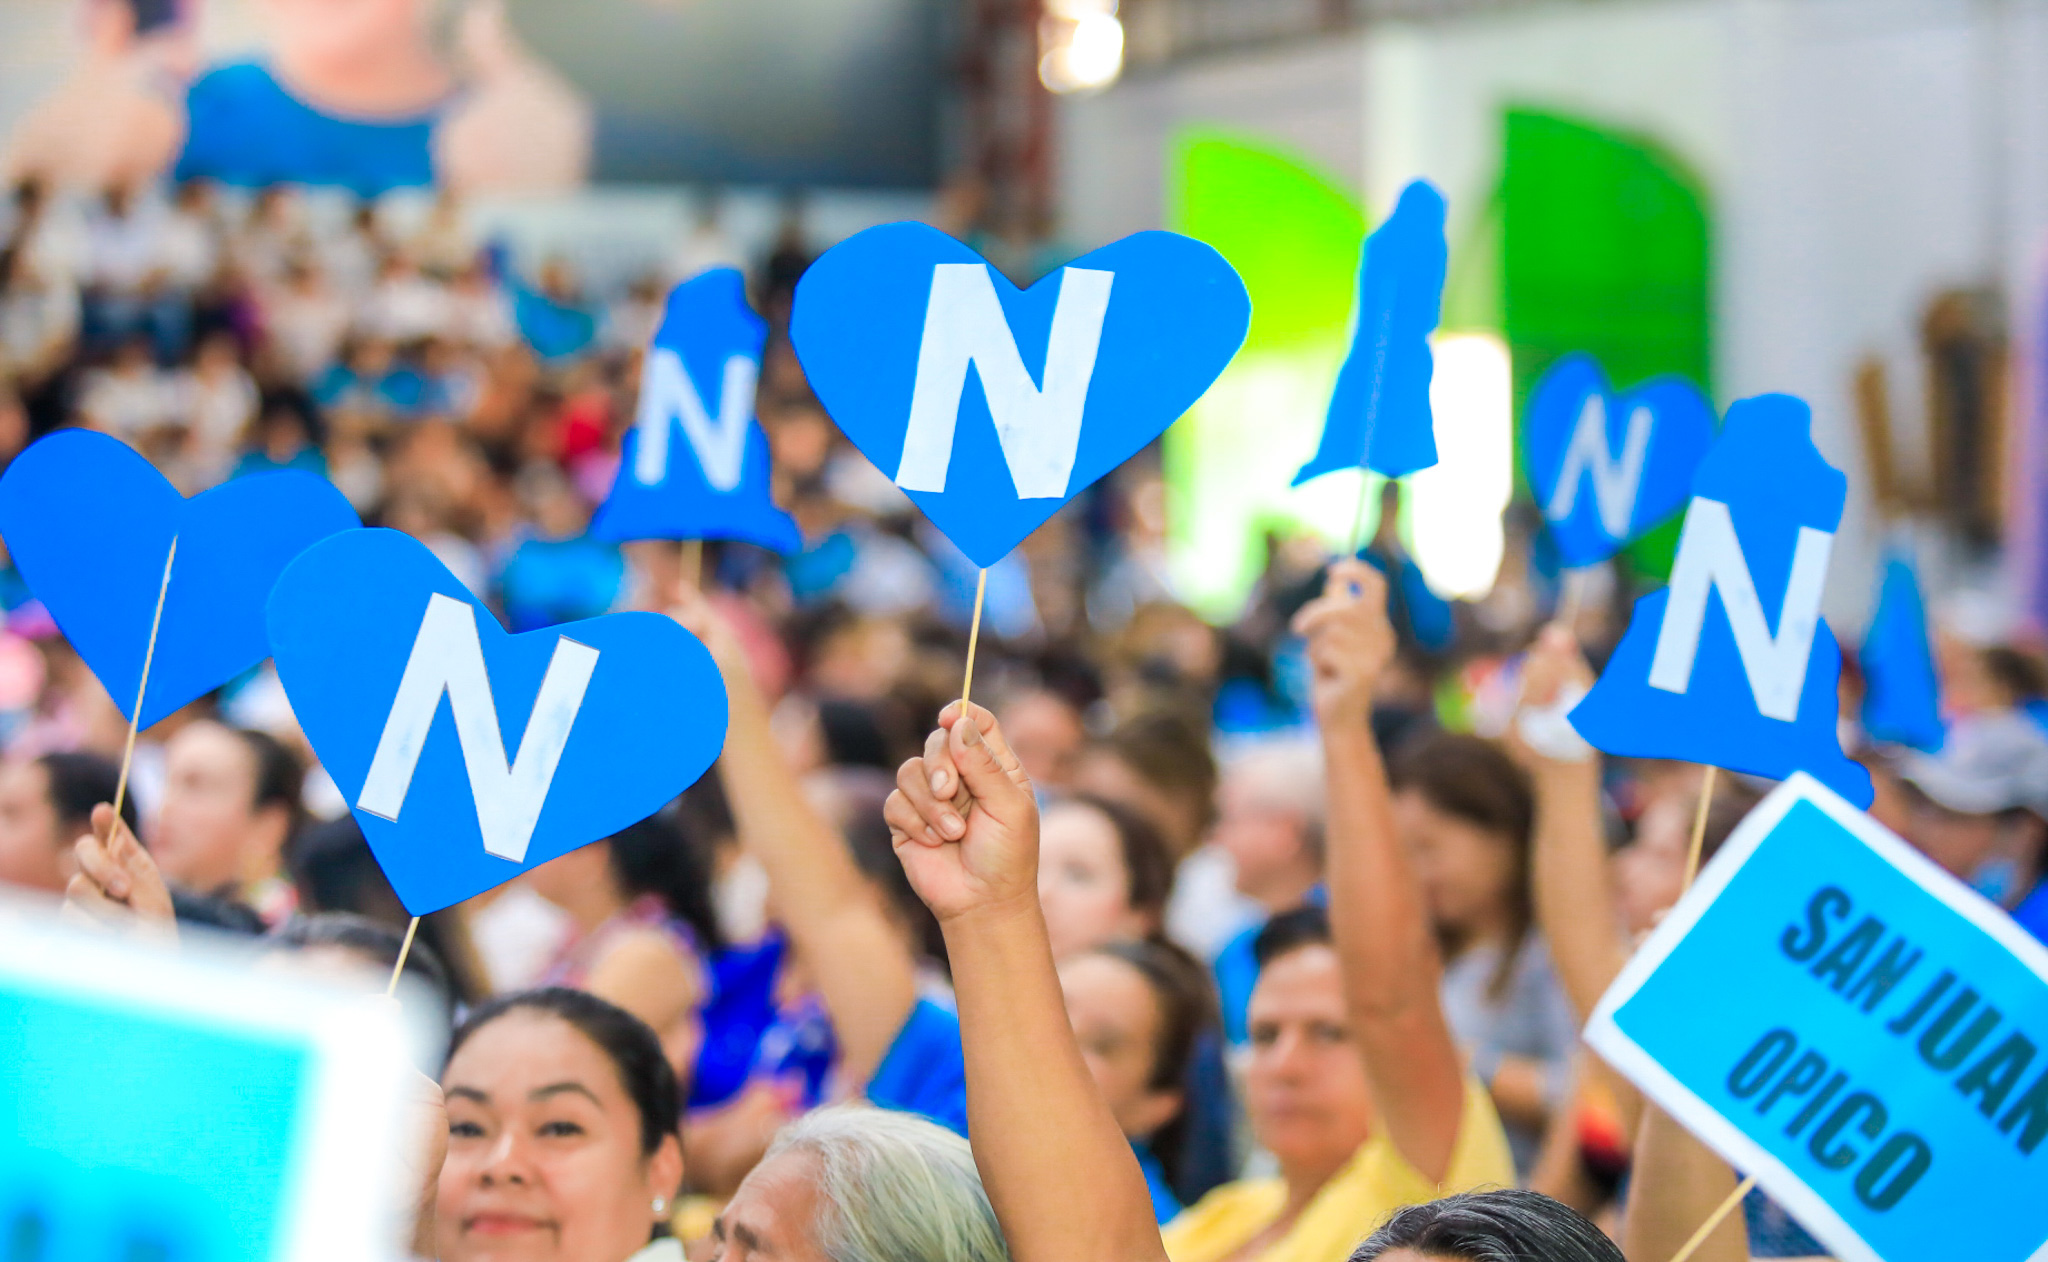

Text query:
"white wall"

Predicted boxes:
[[1059, 0, 2045, 629]]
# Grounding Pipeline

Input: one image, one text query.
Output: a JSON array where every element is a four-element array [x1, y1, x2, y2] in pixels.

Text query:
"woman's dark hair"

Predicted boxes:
[[287, 815, 488, 1005], [37, 751, 138, 838], [1061, 792, 1176, 923], [233, 727, 305, 836], [274, 911, 455, 1043], [1350, 1189, 1625, 1262], [448, 988, 680, 1159], [1095, 712, 1220, 841], [1088, 939, 1223, 1196], [606, 800, 724, 953], [1389, 732, 1535, 998]]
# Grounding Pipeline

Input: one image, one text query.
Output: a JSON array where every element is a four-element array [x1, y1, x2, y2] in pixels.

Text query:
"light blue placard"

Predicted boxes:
[[1294, 179, 1446, 486], [589, 268, 801, 553], [0, 430, 360, 727], [790, 222, 1250, 568], [265, 528, 728, 915], [1521, 352, 1717, 567], [1588, 774, 2048, 1262], [1567, 393, 1872, 805]]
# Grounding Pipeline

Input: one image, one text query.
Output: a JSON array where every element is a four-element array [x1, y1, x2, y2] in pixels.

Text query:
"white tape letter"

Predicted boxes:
[[1544, 394, 1654, 540], [633, 349, 757, 492]]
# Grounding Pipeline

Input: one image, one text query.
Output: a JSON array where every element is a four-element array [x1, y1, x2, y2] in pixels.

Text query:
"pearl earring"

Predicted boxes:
[[653, 1198, 668, 1216]]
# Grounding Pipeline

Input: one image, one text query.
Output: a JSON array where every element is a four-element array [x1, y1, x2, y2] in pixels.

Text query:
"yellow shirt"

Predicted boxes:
[[1162, 1077, 1515, 1262]]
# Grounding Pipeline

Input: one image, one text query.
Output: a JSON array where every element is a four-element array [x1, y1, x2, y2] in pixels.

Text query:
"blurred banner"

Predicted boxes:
[[0, 898, 420, 1262], [0, 0, 946, 196]]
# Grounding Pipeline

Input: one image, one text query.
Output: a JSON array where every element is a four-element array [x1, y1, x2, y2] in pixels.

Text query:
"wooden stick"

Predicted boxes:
[[960, 568, 988, 709], [107, 537, 178, 844], [1682, 764, 1720, 890], [1346, 473, 1376, 558], [1668, 1174, 1756, 1262], [386, 915, 421, 997], [679, 538, 703, 591]]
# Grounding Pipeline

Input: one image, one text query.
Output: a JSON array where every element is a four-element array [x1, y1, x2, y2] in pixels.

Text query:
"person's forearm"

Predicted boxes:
[[943, 896, 1166, 1262], [1623, 1106, 1749, 1262], [1322, 721, 1466, 1182], [1528, 759, 1625, 1024], [715, 663, 918, 1085]]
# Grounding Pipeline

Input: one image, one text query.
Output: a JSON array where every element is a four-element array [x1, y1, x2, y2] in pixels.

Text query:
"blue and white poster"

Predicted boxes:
[[1294, 179, 1447, 485], [266, 528, 728, 915], [1587, 773, 2048, 1262], [590, 268, 801, 553], [1568, 393, 1872, 806], [1522, 352, 1717, 567], [790, 222, 1250, 568]]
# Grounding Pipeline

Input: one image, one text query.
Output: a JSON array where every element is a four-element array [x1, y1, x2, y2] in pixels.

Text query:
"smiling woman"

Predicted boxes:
[[436, 988, 685, 1262]]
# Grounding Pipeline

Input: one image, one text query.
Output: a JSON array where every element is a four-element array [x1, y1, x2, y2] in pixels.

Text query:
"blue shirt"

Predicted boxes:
[[177, 62, 438, 197], [1215, 886, 1329, 1047], [866, 998, 969, 1136], [2012, 880, 2048, 947]]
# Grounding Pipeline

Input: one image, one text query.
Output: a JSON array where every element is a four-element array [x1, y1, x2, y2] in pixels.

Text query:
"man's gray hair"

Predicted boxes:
[[762, 1105, 1010, 1262]]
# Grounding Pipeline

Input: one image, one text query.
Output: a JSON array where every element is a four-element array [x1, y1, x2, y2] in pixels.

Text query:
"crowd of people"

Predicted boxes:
[[9, 173, 2048, 1262]]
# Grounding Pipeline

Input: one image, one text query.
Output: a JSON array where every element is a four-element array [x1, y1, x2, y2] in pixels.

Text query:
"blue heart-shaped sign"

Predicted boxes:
[[0, 430, 360, 728], [266, 528, 728, 914], [590, 268, 801, 553], [1523, 353, 1716, 568], [791, 223, 1250, 568]]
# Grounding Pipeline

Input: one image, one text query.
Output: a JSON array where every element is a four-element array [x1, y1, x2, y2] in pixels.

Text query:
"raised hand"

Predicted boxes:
[[885, 702, 1040, 925], [64, 804, 175, 940], [1509, 623, 1599, 770], [1290, 557, 1399, 726]]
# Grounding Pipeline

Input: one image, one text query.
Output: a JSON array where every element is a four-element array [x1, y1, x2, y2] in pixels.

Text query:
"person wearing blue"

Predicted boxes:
[[1890, 712, 2048, 930], [664, 580, 972, 1142]]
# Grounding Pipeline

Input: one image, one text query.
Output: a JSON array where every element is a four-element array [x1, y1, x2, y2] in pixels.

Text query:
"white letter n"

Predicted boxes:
[[894, 262, 1113, 499], [633, 349, 758, 493], [1544, 393, 1653, 540], [356, 593, 600, 863], [1648, 497, 1833, 723]]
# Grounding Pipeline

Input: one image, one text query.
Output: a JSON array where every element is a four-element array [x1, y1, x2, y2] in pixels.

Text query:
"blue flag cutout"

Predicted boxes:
[[266, 528, 728, 915], [790, 222, 1250, 569], [1522, 352, 1717, 567], [0, 430, 359, 728], [1568, 393, 1873, 806], [1293, 179, 1447, 485], [1861, 551, 1945, 752], [590, 269, 800, 553]]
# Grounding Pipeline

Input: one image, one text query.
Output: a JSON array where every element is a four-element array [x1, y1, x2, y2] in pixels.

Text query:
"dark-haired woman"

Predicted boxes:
[[1061, 939, 1218, 1223], [435, 989, 686, 1262], [526, 810, 725, 1084], [0, 751, 138, 897], [150, 719, 304, 925], [1391, 730, 1577, 1177], [1038, 794, 1176, 960]]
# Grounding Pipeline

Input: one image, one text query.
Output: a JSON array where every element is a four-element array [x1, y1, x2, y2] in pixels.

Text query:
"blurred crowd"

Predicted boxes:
[[8, 173, 2048, 1262]]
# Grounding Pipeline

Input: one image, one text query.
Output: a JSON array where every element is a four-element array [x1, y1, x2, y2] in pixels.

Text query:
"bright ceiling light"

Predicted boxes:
[[1407, 332, 1513, 600]]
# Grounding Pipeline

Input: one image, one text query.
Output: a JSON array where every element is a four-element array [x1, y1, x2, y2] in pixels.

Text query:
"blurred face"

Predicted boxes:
[[1071, 750, 1199, 858], [1244, 945, 1373, 1179], [264, 0, 426, 66], [438, 1010, 680, 1262], [1038, 801, 1150, 959], [151, 722, 267, 893], [522, 841, 615, 915], [1003, 693, 1085, 791], [0, 760, 69, 893], [711, 1150, 830, 1262], [1613, 797, 1689, 938], [1212, 773, 1312, 908], [1394, 789, 1516, 941], [1061, 953, 1181, 1141]]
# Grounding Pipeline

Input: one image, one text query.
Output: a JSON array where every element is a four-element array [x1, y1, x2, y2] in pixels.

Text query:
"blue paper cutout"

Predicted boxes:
[[790, 222, 1250, 569], [1861, 551, 1945, 753], [590, 269, 800, 553], [265, 528, 728, 915], [1294, 180, 1447, 485], [1568, 394, 1873, 806], [1522, 352, 1717, 567], [0, 430, 359, 728]]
